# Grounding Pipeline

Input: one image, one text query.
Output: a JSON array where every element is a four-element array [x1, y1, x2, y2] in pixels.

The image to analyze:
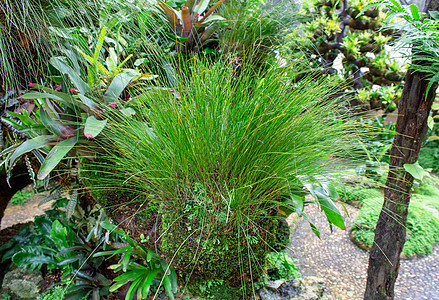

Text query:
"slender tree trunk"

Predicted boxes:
[[364, 70, 436, 299], [364, 0, 439, 296]]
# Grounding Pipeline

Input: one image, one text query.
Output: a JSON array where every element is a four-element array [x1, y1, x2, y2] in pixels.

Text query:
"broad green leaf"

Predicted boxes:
[[169, 268, 177, 293], [289, 194, 304, 215], [122, 247, 133, 272], [163, 275, 175, 300], [409, 3, 420, 21], [302, 213, 320, 239], [94, 27, 107, 62], [57, 256, 80, 266], [50, 220, 69, 248], [202, 15, 226, 25], [314, 187, 345, 230], [134, 58, 148, 67], [119, 108, 136, 117], [428, 135, 439, 141], [37, 136, 78, 180], [77, 94, 97, 110], [403, 162, 427, 180], [87, 64, 98, 88], [21, 92, 65, 102], [109, 279, 130, 293], [12, 249, 54, 271], [195, 0, 210, 15], [160, 259, 171, 276], [84, 116, 107, 138], [9, 135, 56, 169], [39, 109, 64, 137], [141, 269, 160, 297], [51, 57, 91, 95], [103, 70, 140, 104], [432, 102, 439, 110], [427, 116, 434, 130], [126, 276, 143, 300], [106, 48, 118, 71]]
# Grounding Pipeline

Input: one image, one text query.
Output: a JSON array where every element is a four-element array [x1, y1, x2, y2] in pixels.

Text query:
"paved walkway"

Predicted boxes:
[[289, 201, 439, 300]]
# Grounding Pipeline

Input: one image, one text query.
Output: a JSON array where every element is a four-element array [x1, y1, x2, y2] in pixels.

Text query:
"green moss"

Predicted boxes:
[[351, 184, 439, 257], [418, 146, 439, 173], [160, 209, 278, 298], [337, 185, 382, 207], [10, 189, 34, 205], [187, 279, 243, 300], [266, 251, 300, 281]]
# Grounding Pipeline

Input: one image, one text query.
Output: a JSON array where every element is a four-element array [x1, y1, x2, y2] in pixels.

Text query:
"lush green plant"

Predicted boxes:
[[94, 221, 177, 300], [286, 0, 407, 112], [9, 189, 34, 205], [218, 0, 298, 67], [265, 251, 300, 281], [37, 286, 65, 300], [0, 204, 118, 299], [86, 55, 357, 297], [157, 0, 226, 54], [0, 27, 155, 186]]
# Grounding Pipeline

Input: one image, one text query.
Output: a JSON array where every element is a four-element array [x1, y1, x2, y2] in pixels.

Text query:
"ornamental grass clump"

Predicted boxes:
[[91, 56, 357, 297]]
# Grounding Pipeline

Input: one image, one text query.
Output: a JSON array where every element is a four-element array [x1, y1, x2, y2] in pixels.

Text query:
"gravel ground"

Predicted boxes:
[[288, 201, 439, 300]]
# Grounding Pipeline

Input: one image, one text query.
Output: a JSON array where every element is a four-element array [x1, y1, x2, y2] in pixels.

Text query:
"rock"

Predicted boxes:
[[267, 279, 286, 291], [1, 266, 43, 299], [259, 276, 330, 300]]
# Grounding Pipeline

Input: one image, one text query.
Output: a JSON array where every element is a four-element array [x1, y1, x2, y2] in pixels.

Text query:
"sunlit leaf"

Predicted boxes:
[[84, 116, 107, 138], [403, 162, 427, 180], [37, 136, 78, 180]]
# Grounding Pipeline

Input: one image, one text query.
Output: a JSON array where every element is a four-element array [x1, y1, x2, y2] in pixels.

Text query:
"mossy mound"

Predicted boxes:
[[350, 183, 439, 257], [160, 211, 281, 297]]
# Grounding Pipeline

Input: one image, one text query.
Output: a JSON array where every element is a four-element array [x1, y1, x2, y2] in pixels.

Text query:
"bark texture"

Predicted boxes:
[[364, 69, 437, 299]]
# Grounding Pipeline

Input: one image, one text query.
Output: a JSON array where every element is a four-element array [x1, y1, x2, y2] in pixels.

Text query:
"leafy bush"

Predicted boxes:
[[86, 54, 357, 296], [9, 189, 34, 206], [266, 251, 300, 281]]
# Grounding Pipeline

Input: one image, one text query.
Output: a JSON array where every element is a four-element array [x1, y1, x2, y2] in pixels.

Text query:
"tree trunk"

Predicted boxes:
[[364, 72, 437, 299]]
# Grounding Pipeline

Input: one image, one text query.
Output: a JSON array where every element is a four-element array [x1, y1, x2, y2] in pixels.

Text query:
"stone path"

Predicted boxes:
[[288, 201, 439, 300]]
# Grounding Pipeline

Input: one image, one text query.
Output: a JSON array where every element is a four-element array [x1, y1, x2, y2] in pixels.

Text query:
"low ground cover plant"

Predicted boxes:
[[342, 171, 439, 257], [9, 189, 34, 206]]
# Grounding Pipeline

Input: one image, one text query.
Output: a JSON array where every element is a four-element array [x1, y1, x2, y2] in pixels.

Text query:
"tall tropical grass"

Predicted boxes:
[[84, 54, 358, 295]]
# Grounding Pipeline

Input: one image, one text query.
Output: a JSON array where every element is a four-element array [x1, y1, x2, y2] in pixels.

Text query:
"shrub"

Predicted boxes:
[[89, 56, 357, 296]]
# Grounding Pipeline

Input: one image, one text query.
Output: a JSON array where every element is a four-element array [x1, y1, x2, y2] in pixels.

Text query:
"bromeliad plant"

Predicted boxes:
[[0, 27, 155, 184], [157, 0, 226, 53]]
